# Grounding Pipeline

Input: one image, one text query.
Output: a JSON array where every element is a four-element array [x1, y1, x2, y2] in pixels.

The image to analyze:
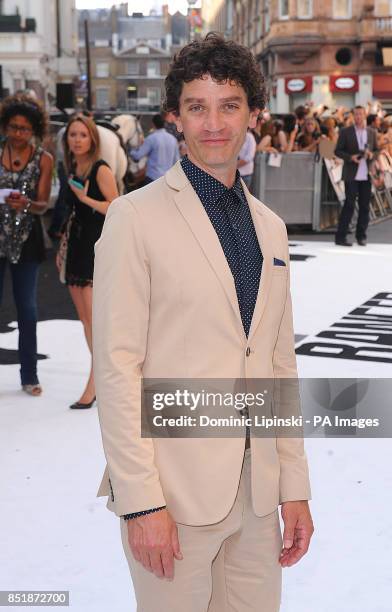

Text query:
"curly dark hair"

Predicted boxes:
[[0, 93, 48, 140], [163, 32, 267, 115]]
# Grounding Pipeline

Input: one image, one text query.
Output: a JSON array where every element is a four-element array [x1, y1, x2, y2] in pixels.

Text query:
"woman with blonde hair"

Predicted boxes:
[[296, 116, 321, 152], [321, 116, 338, 145], [257, 119, 288, 153], [57, 113, 118, 409]]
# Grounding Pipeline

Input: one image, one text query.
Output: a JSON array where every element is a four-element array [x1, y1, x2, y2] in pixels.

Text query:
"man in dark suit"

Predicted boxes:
[[334, 106, 378, 246]]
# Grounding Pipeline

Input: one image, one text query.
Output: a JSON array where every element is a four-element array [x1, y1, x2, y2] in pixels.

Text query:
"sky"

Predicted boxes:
[[75, 0, 200, 15]]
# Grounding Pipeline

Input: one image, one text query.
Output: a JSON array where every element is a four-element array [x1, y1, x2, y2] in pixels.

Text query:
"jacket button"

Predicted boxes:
[[246, 347, 251, 357]]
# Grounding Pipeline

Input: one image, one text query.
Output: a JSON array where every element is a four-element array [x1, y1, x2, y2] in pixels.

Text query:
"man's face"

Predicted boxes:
[[353, 108, 365, 127], [174, 74, 259, 173]]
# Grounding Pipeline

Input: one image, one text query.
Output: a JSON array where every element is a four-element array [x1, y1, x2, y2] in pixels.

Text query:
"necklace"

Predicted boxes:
[[7, 142, 31, 171], [75, 161, 91, 179]]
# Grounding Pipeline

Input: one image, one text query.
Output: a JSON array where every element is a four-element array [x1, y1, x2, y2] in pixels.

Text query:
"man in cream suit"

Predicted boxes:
[[93, 33, 313, 611]]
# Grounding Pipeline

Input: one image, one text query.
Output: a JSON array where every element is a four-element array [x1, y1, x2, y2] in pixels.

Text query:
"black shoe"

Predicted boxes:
[[335, 239, 352, 247], [69, 396, 96, 409], [357, 239, 367, 246]]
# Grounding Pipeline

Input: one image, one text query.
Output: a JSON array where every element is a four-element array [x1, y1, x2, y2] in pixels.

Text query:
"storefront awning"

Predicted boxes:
[[373, 74, 392, 99]]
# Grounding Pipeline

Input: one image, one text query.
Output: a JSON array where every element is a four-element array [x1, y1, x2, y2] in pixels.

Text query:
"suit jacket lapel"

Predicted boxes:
[[169, 169, 245, 338], [245, 189, 274, 341], [166, 162, 275, 343], [352, 125, 360, 150]]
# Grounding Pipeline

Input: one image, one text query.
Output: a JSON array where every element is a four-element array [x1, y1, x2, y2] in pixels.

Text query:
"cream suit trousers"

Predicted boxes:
[[120, 450, 283, 612]]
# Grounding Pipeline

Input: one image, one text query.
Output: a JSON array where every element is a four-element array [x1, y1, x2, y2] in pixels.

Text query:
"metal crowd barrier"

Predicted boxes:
[[252, 152, 392, 231]]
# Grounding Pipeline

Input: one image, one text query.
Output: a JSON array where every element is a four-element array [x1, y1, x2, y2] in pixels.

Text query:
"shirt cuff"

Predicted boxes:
[[122, 506, 166, 521]]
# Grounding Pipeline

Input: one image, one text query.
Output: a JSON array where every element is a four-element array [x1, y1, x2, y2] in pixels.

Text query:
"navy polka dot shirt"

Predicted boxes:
[[181, 154, 263, 337]]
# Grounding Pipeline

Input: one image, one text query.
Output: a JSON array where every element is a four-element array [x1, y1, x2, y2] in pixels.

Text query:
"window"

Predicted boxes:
[[335, 47, 352, 65], [241, 5, 246, 43], [147, 87, 161, 107], [265, 0, 270, 31], [95, 39, 109, 47], [256, 15, 262, 38], [127, 84, 137, 99], [375, 0, 392, 15], [248, 0, 253, 45], [96, 62, 109, 78], [297, 0, 312, 18], [147, 60, 160, 76], [333, 0, 351, 18], [127, 61, 139, 75], [96, 87, 110, 109], [148, 39, 161, 49], [122, 38, 136, 49], [226, 0, 233, 33], [279, 0, 289, 19]]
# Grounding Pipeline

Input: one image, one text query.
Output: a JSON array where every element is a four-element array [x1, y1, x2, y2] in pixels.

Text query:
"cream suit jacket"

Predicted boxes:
[[93, 159, 311, 526]]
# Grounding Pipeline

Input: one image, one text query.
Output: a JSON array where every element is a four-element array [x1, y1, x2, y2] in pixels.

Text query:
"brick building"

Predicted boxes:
[[201, 0, 392, 112]]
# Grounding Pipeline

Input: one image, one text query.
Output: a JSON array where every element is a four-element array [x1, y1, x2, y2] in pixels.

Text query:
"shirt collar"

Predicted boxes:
[[181, 155, 246, 206]]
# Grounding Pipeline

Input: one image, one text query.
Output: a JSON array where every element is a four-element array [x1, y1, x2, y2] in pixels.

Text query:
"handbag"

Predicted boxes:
[[58, 211, 74, 284]]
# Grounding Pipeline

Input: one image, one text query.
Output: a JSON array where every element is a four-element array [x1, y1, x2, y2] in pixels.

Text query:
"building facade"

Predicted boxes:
[[115, 44, 172, 112], [202, 0, 392, 113], [77, 4, 188, 112], [0, 0, 78, 104]]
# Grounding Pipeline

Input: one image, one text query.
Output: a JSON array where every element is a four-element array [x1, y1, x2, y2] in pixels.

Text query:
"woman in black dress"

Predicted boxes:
[[57, 113, 118, 409], [0, 94, 53, 396]]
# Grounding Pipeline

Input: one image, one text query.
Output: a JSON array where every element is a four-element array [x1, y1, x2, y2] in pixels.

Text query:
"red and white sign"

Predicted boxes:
[[330, 75, 358, 92], [285, 76, 312, 94], [287, 79, 306, 92]]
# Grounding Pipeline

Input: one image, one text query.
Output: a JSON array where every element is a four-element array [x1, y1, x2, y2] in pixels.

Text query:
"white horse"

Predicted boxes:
[[96, 126, 127, 194], [98, 114, 145, 194], [112, 114, 147, 188]]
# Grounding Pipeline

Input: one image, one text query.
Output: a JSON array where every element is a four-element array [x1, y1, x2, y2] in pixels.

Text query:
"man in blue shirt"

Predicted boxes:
[[130, 113, 180, 186]]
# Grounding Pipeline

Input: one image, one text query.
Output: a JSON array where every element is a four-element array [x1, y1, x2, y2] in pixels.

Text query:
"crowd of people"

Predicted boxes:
[[238, 101, 392, 246], [0, 91, 391, 398], [249, 101, 392, 156]]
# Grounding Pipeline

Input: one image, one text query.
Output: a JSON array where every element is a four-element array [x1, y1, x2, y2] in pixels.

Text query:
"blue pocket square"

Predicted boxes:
[[273, 257, 286, 267]]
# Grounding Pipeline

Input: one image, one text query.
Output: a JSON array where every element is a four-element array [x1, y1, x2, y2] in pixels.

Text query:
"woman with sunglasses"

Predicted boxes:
[[0, 94, 53, 396]]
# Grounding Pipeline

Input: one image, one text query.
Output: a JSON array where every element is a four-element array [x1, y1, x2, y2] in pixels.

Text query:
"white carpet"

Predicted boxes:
[[1, 240, 391, 611]]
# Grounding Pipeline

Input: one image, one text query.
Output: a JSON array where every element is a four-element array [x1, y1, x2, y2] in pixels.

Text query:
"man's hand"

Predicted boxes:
[[279, 500, 314, 567], [351, 154, 362, 164], [127, 509, 183, 580], [365, 149, 373, 161]]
